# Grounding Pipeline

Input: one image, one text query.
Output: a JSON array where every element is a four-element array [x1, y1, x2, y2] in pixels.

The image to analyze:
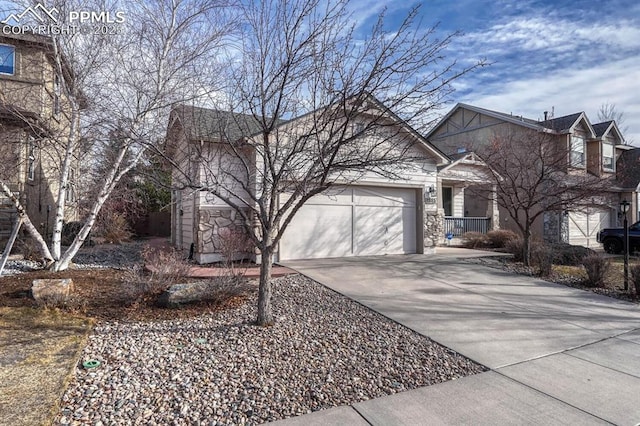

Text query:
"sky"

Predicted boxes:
[[348, 0, 640, 144], [1, 0, 638, 142]]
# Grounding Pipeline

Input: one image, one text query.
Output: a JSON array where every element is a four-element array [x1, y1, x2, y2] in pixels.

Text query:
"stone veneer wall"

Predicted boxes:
[[424, 208, 445, 250], [197, 207, 254, 263]]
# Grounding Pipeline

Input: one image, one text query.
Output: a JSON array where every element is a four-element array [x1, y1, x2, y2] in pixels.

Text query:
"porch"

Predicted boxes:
[[444, 216, 492, 237], [437, 151, 499, 243]]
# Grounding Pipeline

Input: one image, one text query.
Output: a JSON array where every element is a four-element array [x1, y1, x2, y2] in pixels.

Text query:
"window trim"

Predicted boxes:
[[0, 44, 15, 76], [570, 135, 585, 168], [27, 137, 36, 181], [602, 140, 614, 172]]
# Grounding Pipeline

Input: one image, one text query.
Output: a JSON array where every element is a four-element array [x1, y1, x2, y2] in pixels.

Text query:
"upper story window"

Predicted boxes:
[[54, 75, 61, 115], [602, 141, 614, 171], [570, 135, 585, 167], [27, 137, 36, 180], [0, 44, 15, 75]]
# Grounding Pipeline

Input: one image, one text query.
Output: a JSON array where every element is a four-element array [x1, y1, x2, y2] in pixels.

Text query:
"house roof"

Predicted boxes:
[[171, 95, 451, 166], [171, 105, 265, 142], [616, 148, 640, 189], [426, 104, 608, 145], [592, 121, 614, 137], [539, 112, 583, 133]]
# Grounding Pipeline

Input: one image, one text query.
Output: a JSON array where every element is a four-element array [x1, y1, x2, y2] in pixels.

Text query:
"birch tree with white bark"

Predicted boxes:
[[0, 0, 229, 271]]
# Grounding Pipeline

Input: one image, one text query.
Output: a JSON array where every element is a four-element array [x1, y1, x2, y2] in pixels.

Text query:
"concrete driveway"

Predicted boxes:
[[275, 248, 640, 425]]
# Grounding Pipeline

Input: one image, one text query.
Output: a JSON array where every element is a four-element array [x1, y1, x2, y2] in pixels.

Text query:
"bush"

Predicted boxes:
[[582, 254, 611, 288], [18, 237, 42, 261], [550, 243, 595, 266], [93, 212, 132, 244], [485, 229, 519, 248], [504, 238, 544, 263], [61, 221, 84, 246], [631, 263, 640, 296], [123, 245, 191, 298], [532, 247, 554, 277], [461, 232, 489, 249]]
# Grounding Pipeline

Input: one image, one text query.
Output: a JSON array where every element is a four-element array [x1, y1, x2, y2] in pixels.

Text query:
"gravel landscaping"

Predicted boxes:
[[58, 274, 486, 425]]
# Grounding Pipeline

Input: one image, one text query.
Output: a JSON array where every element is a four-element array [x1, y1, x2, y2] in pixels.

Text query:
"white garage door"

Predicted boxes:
[[279, 186, 417, 260], [568, 209, 611, 247]]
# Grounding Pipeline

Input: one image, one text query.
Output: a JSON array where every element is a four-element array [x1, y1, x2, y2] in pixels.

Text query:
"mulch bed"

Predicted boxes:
[[0, 268, 250, 322]]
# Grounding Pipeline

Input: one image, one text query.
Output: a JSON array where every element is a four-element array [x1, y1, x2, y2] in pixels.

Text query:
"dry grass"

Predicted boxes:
[[0, 307, 92, 426]]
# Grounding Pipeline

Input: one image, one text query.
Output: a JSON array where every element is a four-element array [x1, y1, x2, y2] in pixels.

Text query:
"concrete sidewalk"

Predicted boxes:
[[272, 248, 640, 425]]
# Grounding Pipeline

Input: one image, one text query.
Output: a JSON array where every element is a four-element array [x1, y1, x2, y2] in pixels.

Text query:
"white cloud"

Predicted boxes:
[[459, 56, 640, 144]]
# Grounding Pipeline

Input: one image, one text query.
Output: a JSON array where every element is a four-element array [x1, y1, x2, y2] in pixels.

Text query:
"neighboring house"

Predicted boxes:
[[0, 28, 79, 243], [166, 102, 451, 263], [426, 103, 631, 247]]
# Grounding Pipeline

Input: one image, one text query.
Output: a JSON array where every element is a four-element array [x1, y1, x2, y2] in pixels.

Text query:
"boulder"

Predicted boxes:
[[31, 278, 74, 303], [158, 282, 213, 308]]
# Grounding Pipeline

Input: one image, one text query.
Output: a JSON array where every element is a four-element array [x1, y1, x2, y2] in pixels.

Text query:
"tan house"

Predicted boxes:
[[0, 28, 78, 242], [166, 102, 452, 263], [426, 103, 631, 247]]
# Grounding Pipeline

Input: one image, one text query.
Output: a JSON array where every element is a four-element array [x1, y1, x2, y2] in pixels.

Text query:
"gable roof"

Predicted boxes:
[[424, 103, 543, 140], [592, 120, 625, 143], [170, 105, 265, 142], [592, 120, 614, 137], [171, 95, 451, 166], [426, 104, 608, 144], [539, 112, 581, 132]]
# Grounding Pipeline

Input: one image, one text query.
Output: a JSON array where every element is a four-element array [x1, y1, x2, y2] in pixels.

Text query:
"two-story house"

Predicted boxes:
[[426, 103, 631, 247], [0, 28, 78, 243]]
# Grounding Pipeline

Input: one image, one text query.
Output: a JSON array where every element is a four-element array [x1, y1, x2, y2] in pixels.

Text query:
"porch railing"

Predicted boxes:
[[444, 217, 490, 237]]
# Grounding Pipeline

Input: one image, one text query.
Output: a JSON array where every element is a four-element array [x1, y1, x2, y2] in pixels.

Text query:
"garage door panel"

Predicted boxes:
[[354, 187, 416, 207], [279, 186, 418, 260], [355, 206, 416, 255], [569, 210, 611, 247], [280, 205, 352, 260]]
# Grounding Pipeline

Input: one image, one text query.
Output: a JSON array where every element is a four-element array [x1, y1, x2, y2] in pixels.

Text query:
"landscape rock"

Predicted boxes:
[[31, 278, 74, 303], [157, 282, 214, 307], [60, 275, 487, 425]]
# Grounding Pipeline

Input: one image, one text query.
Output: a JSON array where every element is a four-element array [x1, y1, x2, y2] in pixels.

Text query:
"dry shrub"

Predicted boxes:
[[461, 232, 489, 249], [550, 243, 595, 266], [36, 294, 88, 313], [18, 237, 42, 261], [93, 212, 132, 244], [61, 221, 84, 246], [123, 245, 191, 298], [218, 227, 254, 275], [485, 229, 518, 248], [532, 247, 553, 277], [582, 254, 611, 288], [631, 263, 640, 296], [204, 276, 253, 306]]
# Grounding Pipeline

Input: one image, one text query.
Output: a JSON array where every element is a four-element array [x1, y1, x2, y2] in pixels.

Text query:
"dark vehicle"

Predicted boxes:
[[597, 221, 640, 254]]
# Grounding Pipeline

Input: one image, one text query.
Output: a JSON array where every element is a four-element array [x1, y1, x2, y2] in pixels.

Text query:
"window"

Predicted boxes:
[[602, 141, 614, 171], [570, 135, 585, 167], [0, 44, 15, 75], [442, 187, 453, 216], [65, 169, 76, 202], [54, 75, 61, 115], [27, 138, 36, 180]]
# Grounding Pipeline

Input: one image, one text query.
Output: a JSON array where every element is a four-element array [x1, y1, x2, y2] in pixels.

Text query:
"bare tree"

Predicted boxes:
[[168, 0, 485, 325], [0, 0, 229, 271], [477, 129, 613, 266]]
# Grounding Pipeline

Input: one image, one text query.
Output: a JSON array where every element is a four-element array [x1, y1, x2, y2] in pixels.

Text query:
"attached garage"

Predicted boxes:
[[279, 185, 420, 260], [568, 209, 611, 248]]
